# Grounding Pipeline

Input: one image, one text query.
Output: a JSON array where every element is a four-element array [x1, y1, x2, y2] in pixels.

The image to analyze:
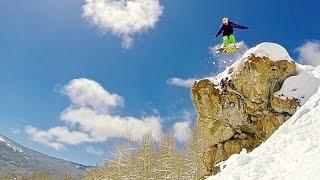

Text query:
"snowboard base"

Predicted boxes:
[[216, 44, 239, 53]]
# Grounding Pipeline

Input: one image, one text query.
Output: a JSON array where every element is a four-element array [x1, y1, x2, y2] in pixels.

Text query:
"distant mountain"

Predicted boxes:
[[0, 133, 90, 176]]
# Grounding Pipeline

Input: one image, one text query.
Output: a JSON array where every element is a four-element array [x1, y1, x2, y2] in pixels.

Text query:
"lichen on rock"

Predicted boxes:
[[191, 43, 300, 174]]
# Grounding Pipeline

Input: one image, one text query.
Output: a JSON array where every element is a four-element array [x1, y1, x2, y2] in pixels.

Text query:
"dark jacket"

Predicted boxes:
[[216, 21, 249, 37]]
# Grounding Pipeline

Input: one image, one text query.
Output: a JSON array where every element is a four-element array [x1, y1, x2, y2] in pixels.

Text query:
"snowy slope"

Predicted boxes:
[[0, 134, 23, 153], [207, 43, 320, 180]]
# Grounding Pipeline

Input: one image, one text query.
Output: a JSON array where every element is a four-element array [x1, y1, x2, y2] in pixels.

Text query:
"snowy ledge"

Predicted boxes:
[[243, 42, 294, 62], [202, 42, 294, 84], [199, 42, 320, 105]]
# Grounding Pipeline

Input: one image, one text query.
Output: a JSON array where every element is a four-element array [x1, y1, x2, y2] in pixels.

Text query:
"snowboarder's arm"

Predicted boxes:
[[215, 26, 223, 37], [231, 22, 249, 29]]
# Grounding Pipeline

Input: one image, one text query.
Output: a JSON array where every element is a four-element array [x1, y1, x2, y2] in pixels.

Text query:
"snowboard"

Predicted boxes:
[[216, 44, 240, 53]]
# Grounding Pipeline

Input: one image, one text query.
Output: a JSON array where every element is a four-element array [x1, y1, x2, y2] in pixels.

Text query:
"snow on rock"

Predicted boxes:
[[243, 42, 294, 61], [201, 42, 320, 179], [206, 42, 294, 85], [275, 64, 320, 105], [205, 43, 318, 105], [203, 42, 294, 91], [204, 59, 242, 85], [208, 66, 320, 180]]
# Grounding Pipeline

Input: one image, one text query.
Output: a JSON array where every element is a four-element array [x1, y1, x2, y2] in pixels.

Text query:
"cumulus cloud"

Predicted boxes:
[[61, 107, 162, 142], [25, 126, 65, 150], [26, 78, 162, 150], [167, 78, 197, 88], [82, 0, 163, 48], [62, 78, 123, 113], [25, 126, 93, 150], [172, 110, 194, 143], [297, 41, 320, 66], [173, 121, 191, 143]]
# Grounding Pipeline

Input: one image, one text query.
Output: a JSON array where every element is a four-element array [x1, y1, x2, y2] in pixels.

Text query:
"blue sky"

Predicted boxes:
[[0, 0, 319, 165]]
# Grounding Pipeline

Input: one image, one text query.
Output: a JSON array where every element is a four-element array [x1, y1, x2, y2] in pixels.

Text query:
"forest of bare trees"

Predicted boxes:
[[86, 125, 207, 180]]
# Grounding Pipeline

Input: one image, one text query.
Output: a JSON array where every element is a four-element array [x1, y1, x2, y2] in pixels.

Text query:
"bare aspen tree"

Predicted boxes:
[[130, 133, 157, 179], [157, 132, 185, 179], [184, 124, 207, 179], [111, 141, 135, 179], [86, 123, 208, 180]]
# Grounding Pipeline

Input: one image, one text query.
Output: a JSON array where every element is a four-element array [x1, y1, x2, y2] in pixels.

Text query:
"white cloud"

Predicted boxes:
[[297, 41, 320, 66], [167, 78, 197, 88], [172, 110, 194, 143], [86, 146, 104, 156], [61, 107, 162, 142], [82, 0, 163, 48], [26, 78, 162, 150], [173, 121, 191, 143], [25, 126, 94, 150], [62, 78, 123, 113], [25, 126, 66, 150]]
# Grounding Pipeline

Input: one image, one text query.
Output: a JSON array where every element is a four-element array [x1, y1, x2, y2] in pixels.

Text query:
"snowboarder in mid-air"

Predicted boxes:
[[215, 17, 249, 52]]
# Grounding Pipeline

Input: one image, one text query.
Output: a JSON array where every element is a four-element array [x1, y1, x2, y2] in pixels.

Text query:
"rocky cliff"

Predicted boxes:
[[191, 43, 300, 174]]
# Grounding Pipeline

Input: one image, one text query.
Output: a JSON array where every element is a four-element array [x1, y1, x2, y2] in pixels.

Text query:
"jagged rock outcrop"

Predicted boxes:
[[191, 43, 300, 174]]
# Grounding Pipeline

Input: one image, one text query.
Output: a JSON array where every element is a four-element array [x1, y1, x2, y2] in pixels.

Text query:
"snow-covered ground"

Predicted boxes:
[[0, 134, 24, 153], [207, 43, 320, 180]]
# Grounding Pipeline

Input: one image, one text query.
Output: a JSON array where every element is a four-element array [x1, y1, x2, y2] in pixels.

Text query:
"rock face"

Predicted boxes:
[[191, 44, 299, 174]]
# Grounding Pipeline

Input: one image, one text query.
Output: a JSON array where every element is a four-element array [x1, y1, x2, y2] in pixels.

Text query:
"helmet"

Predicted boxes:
[[222, 17, 229, 24]]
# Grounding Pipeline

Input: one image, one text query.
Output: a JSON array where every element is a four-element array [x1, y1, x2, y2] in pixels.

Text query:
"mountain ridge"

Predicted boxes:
[[0, 132, 90, 176]]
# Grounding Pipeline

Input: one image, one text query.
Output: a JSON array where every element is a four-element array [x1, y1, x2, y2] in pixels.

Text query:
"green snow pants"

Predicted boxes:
[[223, 34, 236, 47]]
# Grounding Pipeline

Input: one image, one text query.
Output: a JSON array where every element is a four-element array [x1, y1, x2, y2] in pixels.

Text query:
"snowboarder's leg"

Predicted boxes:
[[222, 36, 229, 47], [228, 34, 236, 45]]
